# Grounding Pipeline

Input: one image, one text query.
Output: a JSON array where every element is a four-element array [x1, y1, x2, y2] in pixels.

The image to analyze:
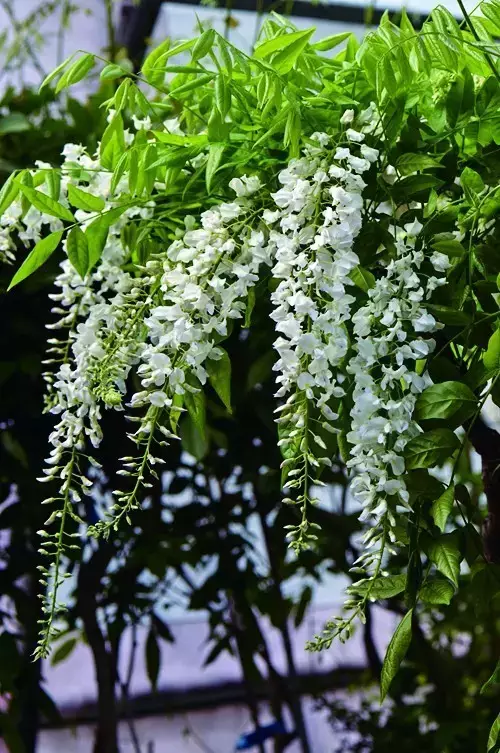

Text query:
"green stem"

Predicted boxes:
[[57, 0, 70, 66], [104, 0, 117, 62], [36, 448, 75, 658]]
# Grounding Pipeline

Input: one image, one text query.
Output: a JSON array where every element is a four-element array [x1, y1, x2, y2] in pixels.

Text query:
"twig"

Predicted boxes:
[[115, 623, 142, 753], [0, 0, 47, 80]]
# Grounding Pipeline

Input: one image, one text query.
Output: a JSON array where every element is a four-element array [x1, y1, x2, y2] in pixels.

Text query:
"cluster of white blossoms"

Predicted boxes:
[[263, 122, 380, 548], [10, 142, 157, 654], [269, 131, 376, 405], [346, 215, 450, 569], [1, 91, 459, 653], [130, 174, 270, 416], [78, 175, 273, 536]]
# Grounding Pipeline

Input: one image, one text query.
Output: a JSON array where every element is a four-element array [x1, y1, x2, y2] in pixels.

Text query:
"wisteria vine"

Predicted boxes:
[[0, 89, 487, 661]]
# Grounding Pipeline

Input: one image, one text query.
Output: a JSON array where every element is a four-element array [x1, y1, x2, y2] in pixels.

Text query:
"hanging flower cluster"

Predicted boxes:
[[1, 99, 461, 658], [348, 218, 449, 529], [90, 176, 274, 538], [266, 127, 378, 549], [131, 174, 268, 414], [317, 216, 451, 640]]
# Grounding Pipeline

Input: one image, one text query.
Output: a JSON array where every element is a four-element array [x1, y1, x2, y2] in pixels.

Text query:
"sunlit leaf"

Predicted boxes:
[[415, 382, 477, 421], [18, 184, 74, 222], [8, 230, 63, 290], [405, 429, 460, 470], [428, 532, 460, 588], [67, 226, 89, 278]]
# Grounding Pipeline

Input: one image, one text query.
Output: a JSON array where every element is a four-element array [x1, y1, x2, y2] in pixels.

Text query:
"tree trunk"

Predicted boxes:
[[76, 542, 119, 753], [467, 418, 500, 563]]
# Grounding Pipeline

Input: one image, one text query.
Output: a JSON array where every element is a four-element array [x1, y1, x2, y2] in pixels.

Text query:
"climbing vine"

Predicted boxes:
[[3, 3, 500, 745]]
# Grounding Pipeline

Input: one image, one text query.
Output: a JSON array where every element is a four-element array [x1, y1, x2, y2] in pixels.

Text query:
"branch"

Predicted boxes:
[[76, 541, 119, 753], [363, 603, 382, 679]]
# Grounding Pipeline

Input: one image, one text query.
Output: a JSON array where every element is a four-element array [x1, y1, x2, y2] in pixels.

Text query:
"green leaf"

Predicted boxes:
[[67, 184, 105, 213], [406, 469, 445, 502], [111, 151, 129, 196], [128, 149, 139, 195], [395, 174, 444, 199], [482, 1, 500, 31], [206, 143, 225, 193], [254, 28, 313, 61], [170, 392, 184, 433], [185, 389, 206, 440], [50, 637, 77, 666], [8, 230, 63, 290], [45, 171, 61, 201], [481, 660, 500, 695], [428, 532, 460, 588], [254, 107, 289, 149], [446, 73, 474, 127], [395, 153, 444, 175], [484, 329, 500, 370], [312, 32, 351, 51], [207, 350, 232, 413], [404, 429, 460, 470], [461, 166, 485, 202], [488, 713, 500, 752], [207, 107, 229, 143], [215, 75, 230, 117], [348, 574, 406, 599], [112, 78, 131, 113], [67, 226, 89, 278], [39, 53, 75, 91], [284, 107, 300, 155], [380, 609, 413, 701], [84, 207, 126, 271], [20, 170, 34, 217], [191, 29, 215, 62], [18, 185, 74, 222], [55, 53, 95, 93], [169, 74, 215, 98], [146, 39, 195, 81], [145, 629, 160, 691], [415, 381, 477, 421], [420, 578, 454, 605], [100, 63, 125, 81], [100, 114, 125, 170], [180, 414, 208, 460], [142, 38, 172, 85], [0, 171, 20, 216], [273, 29, 315, 73], [350, 265, 375, 291], [153, 132, 207, 147], [431, 485, 454, 533], [431, 238, 466, 257], [245, 287, 256, 328], [426, 304, 470, 326], [0, 112, 30, 134], [161, 65, 207, 74]]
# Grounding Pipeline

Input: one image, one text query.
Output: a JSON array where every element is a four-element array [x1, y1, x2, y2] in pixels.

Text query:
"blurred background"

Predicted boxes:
[[0, 1, 497, 753]]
